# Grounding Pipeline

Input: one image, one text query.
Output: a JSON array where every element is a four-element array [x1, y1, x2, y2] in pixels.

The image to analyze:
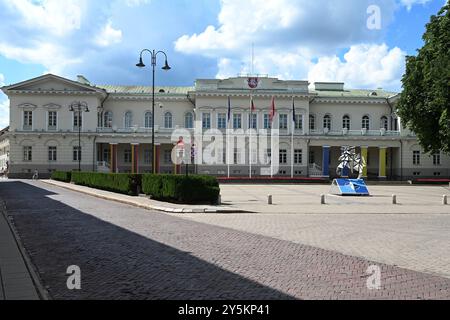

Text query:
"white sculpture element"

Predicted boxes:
[[336, 146, 366, 179]]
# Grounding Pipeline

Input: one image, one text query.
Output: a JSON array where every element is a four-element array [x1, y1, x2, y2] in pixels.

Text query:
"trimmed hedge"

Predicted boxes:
[[51, 171, 72, 183], [142, 174, 220, 204], [71, 172, 142, 196]]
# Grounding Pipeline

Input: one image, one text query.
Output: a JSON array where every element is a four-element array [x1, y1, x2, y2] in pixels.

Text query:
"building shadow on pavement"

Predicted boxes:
[[0, 181, 294, 300]]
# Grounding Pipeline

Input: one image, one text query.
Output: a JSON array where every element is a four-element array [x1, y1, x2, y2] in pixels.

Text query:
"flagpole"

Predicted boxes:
[[249, 92, 253, 179], [227, 96, 231, 179]]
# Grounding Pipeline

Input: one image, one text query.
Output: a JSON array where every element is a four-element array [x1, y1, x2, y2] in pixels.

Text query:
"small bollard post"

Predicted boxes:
[[443, 195, 448, 205], [268, 195, 273, 205], [392, 194, 397, 205], [217, 195, 222, 205], [321, 194, 326, 205]]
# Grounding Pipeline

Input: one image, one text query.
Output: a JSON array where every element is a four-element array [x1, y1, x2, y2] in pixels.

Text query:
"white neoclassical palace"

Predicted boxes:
[[0, 73, 449, 179]]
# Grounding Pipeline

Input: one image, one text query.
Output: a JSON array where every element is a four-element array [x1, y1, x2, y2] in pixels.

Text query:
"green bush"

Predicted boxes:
[[142, 174, 220, 204], [51, 171, 72, 183], [71, 172, 142, 196]]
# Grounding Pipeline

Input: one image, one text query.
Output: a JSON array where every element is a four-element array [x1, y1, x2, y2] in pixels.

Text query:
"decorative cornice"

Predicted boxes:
[[8, 90, 102, 96]]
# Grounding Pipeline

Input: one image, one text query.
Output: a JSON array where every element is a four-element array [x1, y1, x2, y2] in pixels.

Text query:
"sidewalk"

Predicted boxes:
[[43, 180, 250, 214], [0, 202, 40, 300]]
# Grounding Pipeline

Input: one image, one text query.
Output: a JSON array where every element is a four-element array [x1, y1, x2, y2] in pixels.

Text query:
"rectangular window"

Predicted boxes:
[[433, 153, 441, 166], [23, 111, 33, 130], [73, 111, 82, 128], [279, 114, 288, 130], [249, 113, 257, 129], [144, 149, 151, 165], [48, 146, 57, 162], [202, 113, 211, 129], [233, 148, 242, 164], [73, 147, 82, 162], [295, 115, 303, 130], [264, 114, 271, 129], [103, 149, 110, 163], [413, 151, 421, 165], [279, 149, 287, 164], [23, 146, 32, 161], [164, 150, 172, 164], [294, 149, 303, 164], [233, 114, 242, 129], [309, 115, 316, 131], [48, 111, 57, 130], [217, 113, 227, 129], [124, 149, 132, 163], [266, 149, 272, 165]]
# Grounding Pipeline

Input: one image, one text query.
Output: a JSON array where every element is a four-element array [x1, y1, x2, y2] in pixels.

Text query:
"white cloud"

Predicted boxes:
[[400, 0, 432, 11], [95, 21, 123, 47], [0, 42, 82, 74], [123, 0, 150, 7], [4, 0, 84, 37], [308, 44, 406, 90]]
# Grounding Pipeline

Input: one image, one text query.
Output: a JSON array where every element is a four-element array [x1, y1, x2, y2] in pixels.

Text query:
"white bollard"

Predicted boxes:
[[443, 195, 448, 205], [268, 195, 273, 205], [321, 194, 326, 205], [392, 194, 397, 205], [217, 195, 222, 205]]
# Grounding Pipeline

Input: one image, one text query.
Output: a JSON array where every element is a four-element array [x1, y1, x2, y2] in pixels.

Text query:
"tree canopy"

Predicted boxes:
[[397, 3, 450, 154]]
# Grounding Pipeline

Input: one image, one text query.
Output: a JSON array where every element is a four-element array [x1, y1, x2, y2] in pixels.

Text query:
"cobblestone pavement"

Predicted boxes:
[[0, 180, 449, 300]]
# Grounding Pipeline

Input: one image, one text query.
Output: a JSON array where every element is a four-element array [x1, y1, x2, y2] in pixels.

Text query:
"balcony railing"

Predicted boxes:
[[309, 128, 400, 137]]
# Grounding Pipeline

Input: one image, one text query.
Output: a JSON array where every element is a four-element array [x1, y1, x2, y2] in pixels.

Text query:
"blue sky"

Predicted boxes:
[[0, 0, 447, 128]]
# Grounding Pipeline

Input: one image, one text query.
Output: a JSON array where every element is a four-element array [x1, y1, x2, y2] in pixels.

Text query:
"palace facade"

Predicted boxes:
[[1, 73, 449, 179]]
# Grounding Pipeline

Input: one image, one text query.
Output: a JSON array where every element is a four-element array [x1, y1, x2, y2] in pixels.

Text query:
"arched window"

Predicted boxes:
[[144, 112, 152, 128], [185, 112, 194, 129], [323, 114, 331, 130], [342, 115, 350, 130], [309, 114, 316, 131], [380, 116, 388, 130], [164, 112, 173, 129], [124, 111, 133, 128], [104, 111, 113, 128], [362, 115, 370, 130]]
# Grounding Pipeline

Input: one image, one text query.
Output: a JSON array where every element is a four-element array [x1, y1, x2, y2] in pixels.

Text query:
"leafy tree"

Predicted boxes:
[[397, 3, 450, 154]]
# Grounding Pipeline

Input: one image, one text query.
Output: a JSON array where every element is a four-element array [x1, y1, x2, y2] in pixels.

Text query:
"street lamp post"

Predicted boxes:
[[136, 49, 171, 174], [69, 101, 90, 172]]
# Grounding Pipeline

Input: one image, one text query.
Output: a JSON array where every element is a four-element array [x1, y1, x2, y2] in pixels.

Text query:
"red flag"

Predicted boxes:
[[250, 96, 256, 112], [269, 96, 276, 123]]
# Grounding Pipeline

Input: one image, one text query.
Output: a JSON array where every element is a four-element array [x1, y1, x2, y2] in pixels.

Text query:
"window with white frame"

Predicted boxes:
[[144, 149, 151, 164], [48, 111, 57, 131], [164, 112, 173, 129], [185, 112, 194, 129], [48, 146, 57, 161], [343, 115, 350, 130], [73, 111, 82, 129], [295, 114, 303, 130], [218, 113, 227, 129], [104, 111, 113, 128], [23, 146, 32, 161], [309, 115, 316, 131], [103, 148, 110, 162], [323, 115, 331, 130], [144, 112, 152, 128], [362, 116, 370, 130], [279, 149, 287, 164], [164, 150, 172, 163], [23, 111, 33, 130], [124, 111, 133, 128], [202, 113, 211, 129], [433, 153, 441, 166], [73, 146, 82, 161], [294, 149, 303, 164], [233, 113, 242, 129], [249, 113, 257, 129], [279, 114, 288, 129], [413, 151, 421, 165], [380, 116, 389, 130], [263, 114, 271, 129], [124, 149, 132, 163]]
